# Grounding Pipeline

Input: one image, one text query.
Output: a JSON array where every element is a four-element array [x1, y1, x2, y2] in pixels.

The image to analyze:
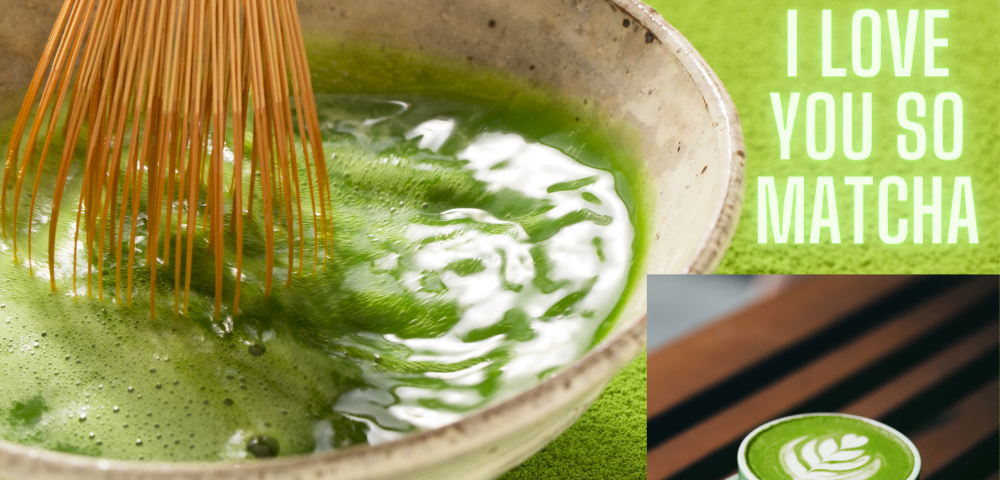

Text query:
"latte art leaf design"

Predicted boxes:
[[780, 434, 882, 480]]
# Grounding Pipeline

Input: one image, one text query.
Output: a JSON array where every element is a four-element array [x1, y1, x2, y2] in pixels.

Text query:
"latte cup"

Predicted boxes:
[[735, 413, 921, 480]]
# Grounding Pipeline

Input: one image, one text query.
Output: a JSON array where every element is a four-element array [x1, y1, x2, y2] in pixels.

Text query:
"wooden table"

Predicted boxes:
[[647, 275, 999, 480]]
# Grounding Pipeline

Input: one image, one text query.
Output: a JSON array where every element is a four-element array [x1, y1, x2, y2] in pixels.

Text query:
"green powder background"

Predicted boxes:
[[501, 351, 646, 480], [649, 0, 998, 273]]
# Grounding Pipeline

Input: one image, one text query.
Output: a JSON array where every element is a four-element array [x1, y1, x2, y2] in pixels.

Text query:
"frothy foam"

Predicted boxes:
[[0, 92, 640, 461], [742, 414, 918, 480]]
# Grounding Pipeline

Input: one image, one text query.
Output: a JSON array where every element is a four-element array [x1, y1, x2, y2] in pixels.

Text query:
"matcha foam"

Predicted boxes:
[[0, 40, 647, 462], [742, 414, 918, 480]]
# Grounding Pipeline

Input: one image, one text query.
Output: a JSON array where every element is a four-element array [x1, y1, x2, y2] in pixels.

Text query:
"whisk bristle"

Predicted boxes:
[[1, 0, 333, 318]]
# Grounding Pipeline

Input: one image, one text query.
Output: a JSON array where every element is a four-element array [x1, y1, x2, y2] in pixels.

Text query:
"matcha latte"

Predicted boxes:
[[738, 414, 921, 480], [0, 40, 647, 461]]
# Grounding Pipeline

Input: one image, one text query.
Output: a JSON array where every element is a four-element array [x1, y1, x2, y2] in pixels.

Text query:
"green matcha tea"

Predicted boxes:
[[0, 39, 647, 461], [740, 414, 920, 480]]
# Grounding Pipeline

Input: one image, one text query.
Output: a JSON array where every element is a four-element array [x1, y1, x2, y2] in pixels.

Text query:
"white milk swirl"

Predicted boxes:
[[780, 434, 881, 480]]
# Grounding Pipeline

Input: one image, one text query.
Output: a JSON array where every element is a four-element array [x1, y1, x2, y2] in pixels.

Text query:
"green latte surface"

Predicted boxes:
[[0, 39, 647, 461], [746, 415, 916, 480]]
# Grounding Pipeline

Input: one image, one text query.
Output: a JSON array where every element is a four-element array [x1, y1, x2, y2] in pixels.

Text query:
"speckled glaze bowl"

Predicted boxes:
[[0, 0, 743, 478]]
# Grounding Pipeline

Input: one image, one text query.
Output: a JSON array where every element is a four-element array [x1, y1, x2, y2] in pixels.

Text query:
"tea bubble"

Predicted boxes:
[[246, 436, 280, 458]]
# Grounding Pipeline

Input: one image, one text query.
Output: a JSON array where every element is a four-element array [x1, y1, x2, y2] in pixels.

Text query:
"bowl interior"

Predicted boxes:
[[288, 0, 744, 338]]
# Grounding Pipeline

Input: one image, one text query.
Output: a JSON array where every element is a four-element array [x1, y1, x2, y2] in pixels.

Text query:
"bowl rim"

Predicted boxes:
[[0, 0, 743, 475], [628, 0, 747, 274]]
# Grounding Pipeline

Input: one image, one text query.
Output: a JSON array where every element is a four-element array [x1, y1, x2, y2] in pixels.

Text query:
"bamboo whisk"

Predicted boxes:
[[0, 0, 333, 318]]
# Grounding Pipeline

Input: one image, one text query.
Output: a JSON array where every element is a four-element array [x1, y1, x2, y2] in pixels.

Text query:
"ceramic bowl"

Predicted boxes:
[[0, 0, 743, 478]]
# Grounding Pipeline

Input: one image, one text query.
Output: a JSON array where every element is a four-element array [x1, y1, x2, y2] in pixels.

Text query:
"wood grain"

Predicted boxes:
[[911, 379, 999, 476], [843, 322, 998, 418], [648, 275, 915, 417]]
